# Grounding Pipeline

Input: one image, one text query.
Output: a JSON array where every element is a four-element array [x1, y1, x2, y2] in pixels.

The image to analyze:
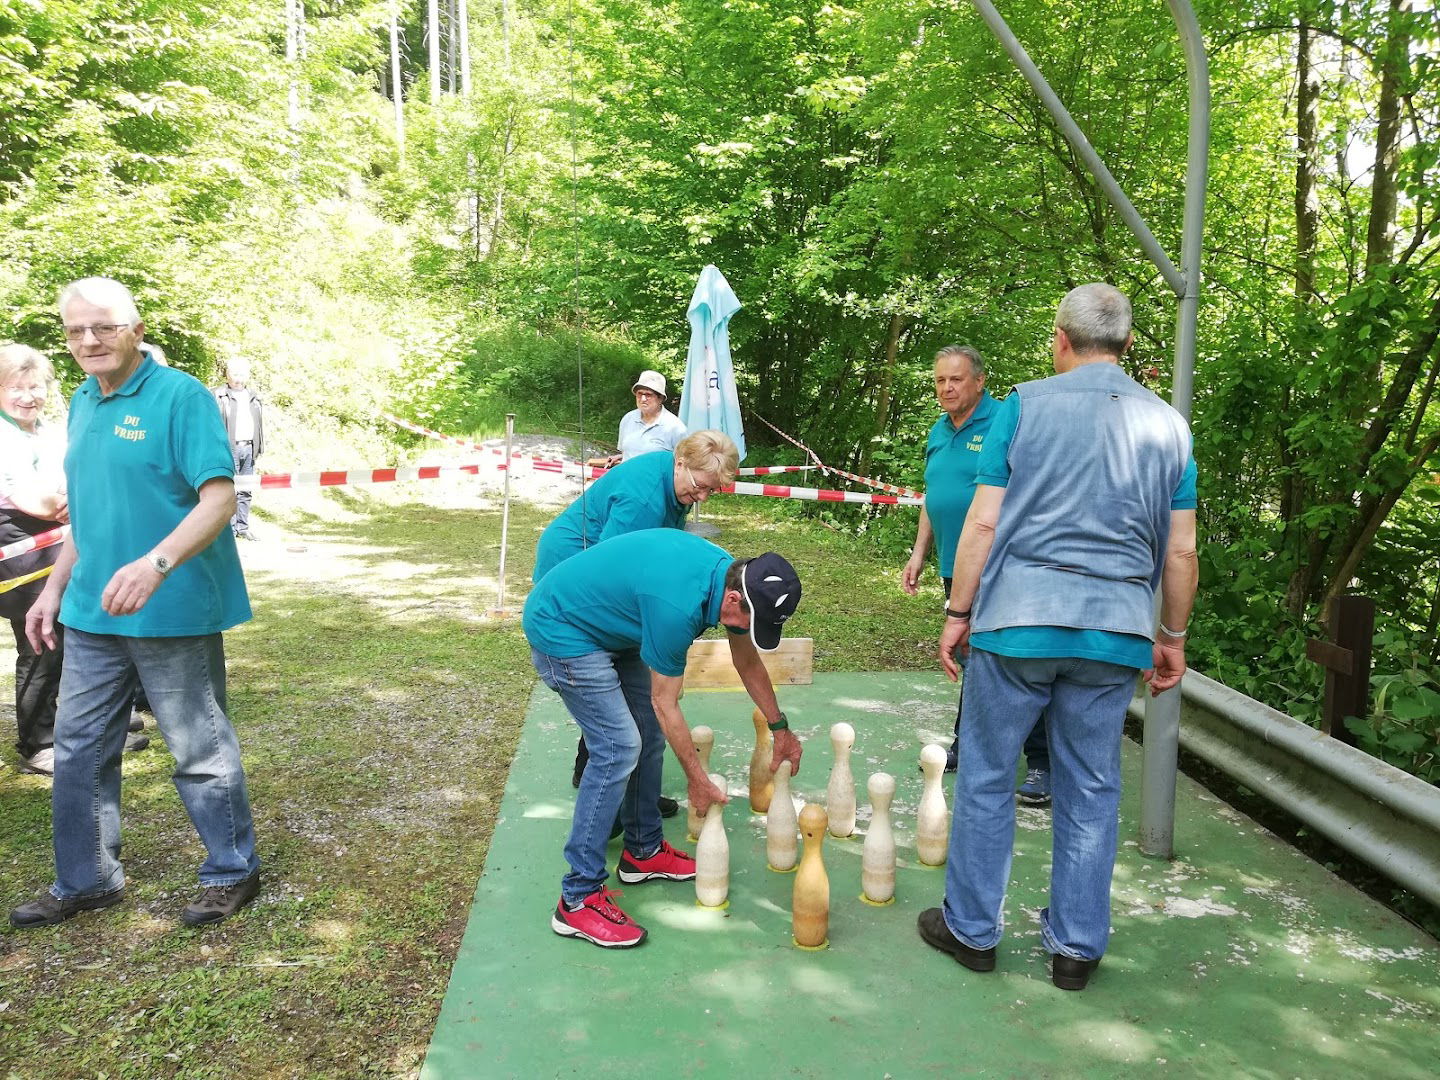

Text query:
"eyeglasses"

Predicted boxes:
[[3, 384, 48, 398], [685, 465, 719, 497], [63, 323, 132, 343], [634, 389, 660, 400]]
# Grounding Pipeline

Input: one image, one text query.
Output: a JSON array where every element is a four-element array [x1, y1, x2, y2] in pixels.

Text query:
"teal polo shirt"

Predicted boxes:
[[532, 451, 686, 582], [969, 392, 1198, 668], [924, 390, 998, 579], [524, 529, 731, 676], [60, 356, 251, 637]]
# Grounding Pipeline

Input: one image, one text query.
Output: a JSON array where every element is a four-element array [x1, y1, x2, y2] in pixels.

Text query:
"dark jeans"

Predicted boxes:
[[7, 608, 61, 757], [941, 576, 1049, 771], [231, 442, 255, 534]]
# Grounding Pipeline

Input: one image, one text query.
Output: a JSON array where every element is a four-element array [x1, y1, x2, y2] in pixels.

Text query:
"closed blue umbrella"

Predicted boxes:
[[678, 264, 746, 462]]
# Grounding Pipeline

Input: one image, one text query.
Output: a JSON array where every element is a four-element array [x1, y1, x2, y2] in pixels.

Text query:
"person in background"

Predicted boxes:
[[901, 345, 1050, 802], [212, 358, 264, 540], [598, 370, 687, 467], [0, 344, 148, 776]]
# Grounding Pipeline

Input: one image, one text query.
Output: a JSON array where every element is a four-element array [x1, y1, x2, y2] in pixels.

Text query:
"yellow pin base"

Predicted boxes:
[[916, 859, 945, 869], [792, 937, 829, 950], [696, 899, 729, 910], [859, 893, 895, 907], [767, 863, 798, 874]]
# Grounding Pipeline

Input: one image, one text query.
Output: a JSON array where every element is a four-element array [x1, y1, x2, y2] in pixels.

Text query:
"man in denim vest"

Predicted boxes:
[[917, 283, 1198, 991]]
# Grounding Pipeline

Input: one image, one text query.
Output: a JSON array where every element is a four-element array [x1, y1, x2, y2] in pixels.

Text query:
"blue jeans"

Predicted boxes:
[[531, 647, 665, 905], [50, 628, 259, 899], [231, 442, 255, 533], [942, 648, 1137, 961], [940, 578, 1049, 771]]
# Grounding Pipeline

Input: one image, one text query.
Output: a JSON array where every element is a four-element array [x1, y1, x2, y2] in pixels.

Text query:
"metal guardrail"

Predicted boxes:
[[1128, 670, 1440, 907]]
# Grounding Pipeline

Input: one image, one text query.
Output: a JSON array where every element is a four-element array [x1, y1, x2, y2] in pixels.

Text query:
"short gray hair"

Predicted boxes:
[[0, 343, 56, 387], [1056, 283, 1131, 356], [935, 344, 984, 377], [58, 277, 141, 325]]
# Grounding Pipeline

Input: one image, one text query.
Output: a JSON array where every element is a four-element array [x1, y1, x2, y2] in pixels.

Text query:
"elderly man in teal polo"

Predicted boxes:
[[9, 277, 261, 931], [902, 346, 1051, 791], [526, 528, 803, 949]]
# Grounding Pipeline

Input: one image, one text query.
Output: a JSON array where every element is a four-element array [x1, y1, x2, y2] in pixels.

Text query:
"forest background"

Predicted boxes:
[[1, 0, 1437, 782]]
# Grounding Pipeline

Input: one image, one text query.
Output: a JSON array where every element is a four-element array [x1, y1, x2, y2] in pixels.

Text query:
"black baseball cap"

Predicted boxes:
[[740, 553, 802, 652]]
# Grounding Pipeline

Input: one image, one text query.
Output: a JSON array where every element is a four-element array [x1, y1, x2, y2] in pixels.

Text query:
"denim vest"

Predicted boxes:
[[973, 362, 1190, 639]]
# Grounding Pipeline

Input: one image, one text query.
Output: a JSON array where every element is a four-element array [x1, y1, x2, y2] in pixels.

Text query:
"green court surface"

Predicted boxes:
[[423, 673, 1439, 1079]]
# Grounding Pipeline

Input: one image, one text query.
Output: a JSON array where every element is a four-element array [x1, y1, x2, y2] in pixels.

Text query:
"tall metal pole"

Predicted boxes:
[[427, 0, 441, 101], [1139, 0, 1209, 859], [966, 0, 1209, 858], [496, 413, 515, 613]]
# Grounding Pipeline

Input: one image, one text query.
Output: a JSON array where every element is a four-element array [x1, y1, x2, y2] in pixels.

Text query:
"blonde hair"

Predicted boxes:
[[0, 343, 56, 388], [676, 430, 739, 483]]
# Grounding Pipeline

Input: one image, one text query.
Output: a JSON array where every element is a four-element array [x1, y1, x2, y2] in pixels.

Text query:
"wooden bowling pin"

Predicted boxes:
[[792, 803, 830, 948], [916, 744, 950, 866], [861, 772, 897, 904], [766, 760, 799, 872], [748, 708, 774, 814], [687, 725, 715, 841], [695, 773, 730, 908], [826, 721, 856, 838]]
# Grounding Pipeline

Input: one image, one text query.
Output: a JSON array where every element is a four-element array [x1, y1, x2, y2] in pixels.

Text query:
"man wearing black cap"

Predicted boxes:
[[524, 528, 803, 948]]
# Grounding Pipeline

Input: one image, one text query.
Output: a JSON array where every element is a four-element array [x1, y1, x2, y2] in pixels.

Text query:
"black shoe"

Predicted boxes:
[[10, 886, 126, 928], [125, 732, 150, 753], [657, 795, 679, 818], [916, 907, 996, 972], [182, 870, 261, 926], [1051, 954, 1100, 990], [572, 736, 589, 789], [128, 710, 146, 733]]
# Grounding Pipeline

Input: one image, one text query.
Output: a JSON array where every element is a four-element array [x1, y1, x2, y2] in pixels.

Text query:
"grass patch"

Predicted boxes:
[[0, 476, 945, 1077]]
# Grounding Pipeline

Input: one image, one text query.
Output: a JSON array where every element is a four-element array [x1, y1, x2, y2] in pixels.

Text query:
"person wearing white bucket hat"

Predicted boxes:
[[604, 370, 687, 466]]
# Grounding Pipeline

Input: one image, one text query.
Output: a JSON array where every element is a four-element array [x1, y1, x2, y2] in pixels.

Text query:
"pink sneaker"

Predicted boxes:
[[550, 887, 647, 948], [617, 840, 697, 883]]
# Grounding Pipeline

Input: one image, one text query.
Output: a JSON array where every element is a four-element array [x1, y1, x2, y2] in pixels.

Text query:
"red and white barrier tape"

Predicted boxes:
[[726, 481, 923, 507], [748, 410, 921, 497], [0, 526, 68, 565], [737, 464, 815, 476], [235, 458, 604, 492]]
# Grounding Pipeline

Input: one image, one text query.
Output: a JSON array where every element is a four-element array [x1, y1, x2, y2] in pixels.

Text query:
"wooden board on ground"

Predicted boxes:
[[683, 637, 813, 687]]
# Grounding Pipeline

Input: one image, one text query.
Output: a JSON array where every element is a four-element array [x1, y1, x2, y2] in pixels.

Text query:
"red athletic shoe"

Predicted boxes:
[[617, 840, 697, 883], [551, 887, 647, 948]]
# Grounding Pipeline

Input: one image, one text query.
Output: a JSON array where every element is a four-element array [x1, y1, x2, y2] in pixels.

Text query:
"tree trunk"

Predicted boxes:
[[458, 0, 471, 98], [285, 0, 299, 129], [863, 311, 905, 471], [1294, 21, 1318, 303], [1364, 0, 1408, 272], [390, 11, 405, 153], [428, 0, 441, 101]]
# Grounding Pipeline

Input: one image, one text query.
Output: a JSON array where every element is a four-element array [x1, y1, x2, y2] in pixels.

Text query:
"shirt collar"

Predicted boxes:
[[943, 389, 996, 434], [89, 353, 159, 400], [706, 555, 733, 627]]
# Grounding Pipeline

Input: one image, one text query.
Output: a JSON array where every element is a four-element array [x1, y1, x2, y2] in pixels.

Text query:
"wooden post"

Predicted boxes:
[[1305, 594, 1375, 746]]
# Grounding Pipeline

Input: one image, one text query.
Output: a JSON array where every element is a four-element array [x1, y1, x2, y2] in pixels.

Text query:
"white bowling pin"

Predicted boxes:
[[916, 744, 950, 866], [695, 772, 730, 908], [766, 760, 799, 872], [861, 772, 897, 904], [826, 722, 856, 838], [687, 726, 715, 841]]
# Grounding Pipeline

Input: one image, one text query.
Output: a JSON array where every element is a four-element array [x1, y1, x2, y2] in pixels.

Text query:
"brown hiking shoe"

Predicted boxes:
[[181, 871, 261, 926], [10, 886, 126, 928]]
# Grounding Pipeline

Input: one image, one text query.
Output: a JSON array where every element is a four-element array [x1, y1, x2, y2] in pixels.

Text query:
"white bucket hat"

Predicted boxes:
[[632, 370, 666, 397]]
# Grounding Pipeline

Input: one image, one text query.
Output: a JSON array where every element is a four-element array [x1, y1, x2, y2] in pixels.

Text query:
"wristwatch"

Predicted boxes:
[[146, 551, 173, 576], [767, 711, 789, 732]]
